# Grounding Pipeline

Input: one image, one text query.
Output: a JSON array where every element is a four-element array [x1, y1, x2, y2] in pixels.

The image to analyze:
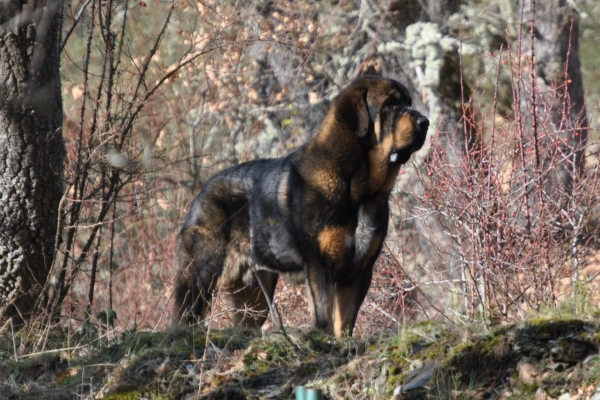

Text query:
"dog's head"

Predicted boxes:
[[335, 76, 429, 162], [334, 76, 429, 193]]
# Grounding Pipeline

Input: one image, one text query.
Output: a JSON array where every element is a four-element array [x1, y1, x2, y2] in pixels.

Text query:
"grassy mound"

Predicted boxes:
[[1, 317, 600, 399]]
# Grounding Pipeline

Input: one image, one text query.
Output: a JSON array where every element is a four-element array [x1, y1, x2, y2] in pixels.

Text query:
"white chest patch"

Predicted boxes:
[[354, 206, 377, 261]]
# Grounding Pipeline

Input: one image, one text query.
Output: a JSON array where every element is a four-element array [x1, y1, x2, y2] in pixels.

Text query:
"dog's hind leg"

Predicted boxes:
[[305, 262, 335, 334], [227, 268, 278, 328]]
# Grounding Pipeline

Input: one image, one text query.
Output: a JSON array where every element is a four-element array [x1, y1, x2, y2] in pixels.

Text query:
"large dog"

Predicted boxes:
[[173, 76, 429, 337]]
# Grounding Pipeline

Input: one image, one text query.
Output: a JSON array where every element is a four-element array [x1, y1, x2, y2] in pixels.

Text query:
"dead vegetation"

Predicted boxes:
[[1, 314, 600, 399]]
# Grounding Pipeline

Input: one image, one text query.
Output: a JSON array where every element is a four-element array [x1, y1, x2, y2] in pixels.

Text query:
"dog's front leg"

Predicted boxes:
[[333, 264, 374, 337], [304, 262, 335, 334]]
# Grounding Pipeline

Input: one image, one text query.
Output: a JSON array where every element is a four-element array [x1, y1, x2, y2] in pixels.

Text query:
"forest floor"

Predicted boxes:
[[2, 313, 600, 400]]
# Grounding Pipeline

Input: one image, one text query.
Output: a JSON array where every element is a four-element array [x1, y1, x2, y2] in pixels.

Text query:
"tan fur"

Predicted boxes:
[[222, 244, 252, 284], [394, 114, 418, 148], [332, 283, 360, 337], [318, 226, 352, 262], [187, 224, 219, 238], [314, 111, 342, 146], [276, 175, 289, 211], [368, 135, 394, 194], [333, 291, 352, 337], [369, 89, 399, 141], [308, 167, 344, 200], [307, 112, 363, 200], [368, 113, 419, 194]]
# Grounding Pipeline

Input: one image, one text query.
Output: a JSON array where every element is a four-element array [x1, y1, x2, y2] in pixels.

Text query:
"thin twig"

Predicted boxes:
[[61, 0, 94, 52]]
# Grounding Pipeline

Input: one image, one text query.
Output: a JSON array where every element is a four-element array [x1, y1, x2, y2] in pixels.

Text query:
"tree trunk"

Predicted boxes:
[[523, 0, 588, 191], [0, 1, 64, 322]]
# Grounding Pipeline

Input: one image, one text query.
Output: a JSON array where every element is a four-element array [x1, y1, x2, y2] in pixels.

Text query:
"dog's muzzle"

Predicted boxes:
[[416, 115, 429, 132], [389, 115, 429, 163]]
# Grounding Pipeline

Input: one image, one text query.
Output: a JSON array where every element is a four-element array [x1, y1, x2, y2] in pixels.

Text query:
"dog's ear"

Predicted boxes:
[[334, 86, 369, 137]]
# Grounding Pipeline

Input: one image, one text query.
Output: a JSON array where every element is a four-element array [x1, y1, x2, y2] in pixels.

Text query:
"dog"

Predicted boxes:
[[173, 76, 429, 337]]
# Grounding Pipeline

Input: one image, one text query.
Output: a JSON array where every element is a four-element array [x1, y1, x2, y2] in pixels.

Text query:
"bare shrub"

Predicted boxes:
[[386, 37, 599, 326], [50, 1, 225, 331]]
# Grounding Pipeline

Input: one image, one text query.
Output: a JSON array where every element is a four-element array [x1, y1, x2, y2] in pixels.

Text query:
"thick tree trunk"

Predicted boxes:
[[0, 1, 64, 321]]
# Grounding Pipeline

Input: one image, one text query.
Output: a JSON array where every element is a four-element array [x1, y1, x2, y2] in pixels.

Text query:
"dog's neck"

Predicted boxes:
[[293, 112, 374, 202], [310, 112, 401, 196], [311, 112, 367, 169]]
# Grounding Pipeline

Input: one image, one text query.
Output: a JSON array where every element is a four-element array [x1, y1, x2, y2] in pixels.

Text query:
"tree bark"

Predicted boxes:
[[0, 1, 64, 322], [523, 0, 588, 190]]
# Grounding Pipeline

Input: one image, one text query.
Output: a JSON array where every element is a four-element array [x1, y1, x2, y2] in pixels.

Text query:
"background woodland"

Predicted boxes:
[[1, 0, 600, 337]]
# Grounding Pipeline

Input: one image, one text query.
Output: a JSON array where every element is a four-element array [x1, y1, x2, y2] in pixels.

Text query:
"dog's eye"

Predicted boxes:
[[384, 104, 410, 113]]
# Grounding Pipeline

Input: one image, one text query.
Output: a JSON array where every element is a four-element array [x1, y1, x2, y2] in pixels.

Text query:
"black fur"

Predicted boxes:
[[173, 76, 429, 336]]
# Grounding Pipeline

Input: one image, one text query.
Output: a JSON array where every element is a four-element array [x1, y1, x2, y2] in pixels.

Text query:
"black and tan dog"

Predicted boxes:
[[173, 76, 429, 337]]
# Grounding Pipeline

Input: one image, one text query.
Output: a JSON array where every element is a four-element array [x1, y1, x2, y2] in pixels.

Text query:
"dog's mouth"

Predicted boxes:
[[389, 136, 426, 164], [388, 149, 411, 165]]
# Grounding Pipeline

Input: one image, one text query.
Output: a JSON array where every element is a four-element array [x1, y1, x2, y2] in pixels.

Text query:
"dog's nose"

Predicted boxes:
[[416, 116, 429, 130]]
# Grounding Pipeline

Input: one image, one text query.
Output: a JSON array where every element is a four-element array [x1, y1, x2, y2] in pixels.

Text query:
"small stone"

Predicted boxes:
[[583, 354, 599, 365], [519, 362, 540, 386], [535, 388, 548, 400], [154, 357, 171, 375], [403, 360, 437, 391], [546, 362, 567, 371]]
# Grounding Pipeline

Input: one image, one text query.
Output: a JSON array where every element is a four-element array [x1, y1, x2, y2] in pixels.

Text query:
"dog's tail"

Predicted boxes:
[[172, 218, 229, 325]]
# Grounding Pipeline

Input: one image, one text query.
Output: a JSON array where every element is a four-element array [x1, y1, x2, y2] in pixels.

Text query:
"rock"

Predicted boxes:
[[535, 388, 549, 400], [519, 362, 541, 386], [583, 354, 599, 365], [403, 360, 437, 391], [546, 362, 568, 372], [549, 338, 596, 362], [154, 356, 172, 375], [390, 386, 402, 400]]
